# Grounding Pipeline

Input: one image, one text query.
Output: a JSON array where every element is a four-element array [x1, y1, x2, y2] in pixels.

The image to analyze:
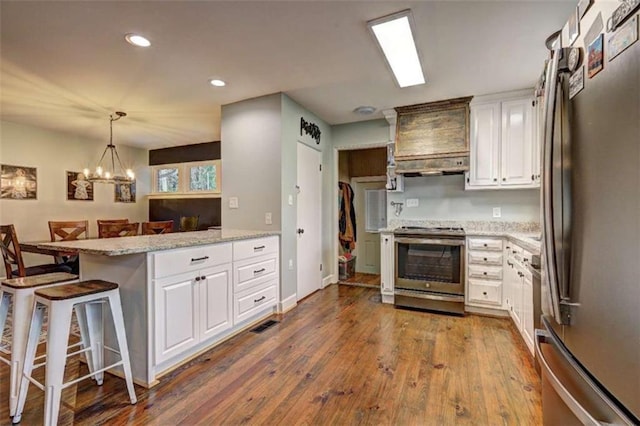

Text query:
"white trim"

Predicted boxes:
[[381, 294, 394, 304], [464, 305, 510, 318], [279, 293, 297, 314], [150, 160, 222, 196], [322, 274, 336, 288], [146, 193, 222, 199], [470, 88, 534, 105]]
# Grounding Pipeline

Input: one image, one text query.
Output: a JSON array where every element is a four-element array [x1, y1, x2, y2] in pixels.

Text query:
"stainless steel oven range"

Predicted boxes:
[[393, 226, 466, 315]]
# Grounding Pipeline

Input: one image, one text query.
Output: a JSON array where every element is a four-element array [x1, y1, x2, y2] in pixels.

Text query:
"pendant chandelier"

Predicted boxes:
[[83, 111, 135, 184]]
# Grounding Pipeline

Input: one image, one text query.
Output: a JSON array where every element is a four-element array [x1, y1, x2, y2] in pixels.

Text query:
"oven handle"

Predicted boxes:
[[395, 237, 465, 246]]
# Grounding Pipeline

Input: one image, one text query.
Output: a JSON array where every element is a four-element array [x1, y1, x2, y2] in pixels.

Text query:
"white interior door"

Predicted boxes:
[[297, 142, 322, 300]]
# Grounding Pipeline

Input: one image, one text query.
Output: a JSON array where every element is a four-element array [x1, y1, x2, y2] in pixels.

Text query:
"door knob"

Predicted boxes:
[[297, 228, 305, 234]]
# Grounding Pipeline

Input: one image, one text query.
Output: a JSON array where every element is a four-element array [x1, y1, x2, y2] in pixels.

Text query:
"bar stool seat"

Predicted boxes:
[[13, 280, 137, 425], [0, 272, 78, 418]]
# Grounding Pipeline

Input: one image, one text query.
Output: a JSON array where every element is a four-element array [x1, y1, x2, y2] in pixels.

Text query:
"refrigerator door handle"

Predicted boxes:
[[536, 326, 636, 425], [542, 48, 566, 325], [535, 330, 601, 425]]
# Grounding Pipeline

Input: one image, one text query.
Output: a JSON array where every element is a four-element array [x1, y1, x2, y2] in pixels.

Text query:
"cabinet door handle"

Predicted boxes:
[[201, 276, 206, 280], [483, 272, 487, 275], [195, 276, 201, 281], [532, 174, 535, 181], [191, 256, 209, 262], [483, 292, 487, 296], [254, 268, 266, 275], [483, 243, 488, 247], [483, 257, 487, 261], [512, 250, 517, 254], [502, 178, 506, 181], [254, 295, 266, 303], [493, 178, 497, 182], [254, 245, 265, 251]]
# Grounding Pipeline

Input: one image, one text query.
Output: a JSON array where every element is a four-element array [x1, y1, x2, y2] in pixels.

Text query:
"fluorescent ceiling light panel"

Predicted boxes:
[[368, 10, 425, 88]]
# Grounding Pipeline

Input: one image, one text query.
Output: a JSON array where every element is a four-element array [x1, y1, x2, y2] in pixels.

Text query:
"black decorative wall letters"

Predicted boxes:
[[300, 117, 321, 145]]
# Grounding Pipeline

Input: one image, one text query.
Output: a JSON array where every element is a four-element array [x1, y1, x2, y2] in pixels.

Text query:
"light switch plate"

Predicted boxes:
[[493, 207, 501, 218], [265, 212, 272, 225], [406, 198, 419, 207], [288, 194, 294, 205], [229, 197, 239, 209]]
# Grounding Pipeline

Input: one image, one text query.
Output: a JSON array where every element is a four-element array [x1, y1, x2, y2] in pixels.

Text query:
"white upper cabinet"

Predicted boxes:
[[466, 91, 539, 190], [469, 103, 500, 187]]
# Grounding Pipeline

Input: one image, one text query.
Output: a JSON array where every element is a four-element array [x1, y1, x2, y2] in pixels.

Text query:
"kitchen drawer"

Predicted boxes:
[[468, 251, 503, 266], [234, 281, 277, 323], [153, 243, 232, 279], [468, 264, 503, 280], [468, 279, 502, 306], [234, 254, 278, 293], [234, 236, 279, 261], [468, 238, 503, 251]]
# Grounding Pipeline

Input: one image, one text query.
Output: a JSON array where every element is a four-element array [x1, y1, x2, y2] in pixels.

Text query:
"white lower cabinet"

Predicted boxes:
[[154, 262, 232, 365], [503, 241, 534, 355], [152, 236, 279, 370], [380, 232, 394, 304], [466, 236, 504, 308]]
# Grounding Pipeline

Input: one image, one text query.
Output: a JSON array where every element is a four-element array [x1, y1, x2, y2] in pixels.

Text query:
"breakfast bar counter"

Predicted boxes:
[[39, 230, 281, 388]]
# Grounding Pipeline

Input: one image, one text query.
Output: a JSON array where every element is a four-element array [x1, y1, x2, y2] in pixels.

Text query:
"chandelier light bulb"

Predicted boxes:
[[126, 169, 135, 179], [104, 171, 111, 179], [96, 166, 103, 176], [82, 168, 90, 177]]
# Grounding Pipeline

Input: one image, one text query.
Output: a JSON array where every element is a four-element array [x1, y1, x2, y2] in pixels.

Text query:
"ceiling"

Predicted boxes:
[[0, 1, 574, 149]]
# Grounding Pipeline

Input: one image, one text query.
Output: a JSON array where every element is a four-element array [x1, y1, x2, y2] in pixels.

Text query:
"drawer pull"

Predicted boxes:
[[254, 245, 266, 251], [483, 272, 487, 275], [191, 256, 209, 262], [254, 268, 266, 275], [483, 292, 487, 296], [483, 257, 487, 261], [483, 243, 488, 247], [254, 295, 266, 303], [512, 250, 517, 254]]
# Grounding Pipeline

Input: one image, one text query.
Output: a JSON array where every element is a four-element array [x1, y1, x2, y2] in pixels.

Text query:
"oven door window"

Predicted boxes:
[[397, 242, 461, 284]]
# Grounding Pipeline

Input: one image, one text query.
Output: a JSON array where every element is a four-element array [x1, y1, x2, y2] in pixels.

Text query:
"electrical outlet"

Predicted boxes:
[[265, 212, 272, 225], [288, 259, 294, 270], [493, 207, 502, 218], [229, 197, 239, 209], [406, 198, 419, 208]]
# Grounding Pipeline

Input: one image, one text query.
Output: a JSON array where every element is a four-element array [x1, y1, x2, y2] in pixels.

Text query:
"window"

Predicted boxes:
[[151, 160, 221, 197], [365, 189, 386, 232]]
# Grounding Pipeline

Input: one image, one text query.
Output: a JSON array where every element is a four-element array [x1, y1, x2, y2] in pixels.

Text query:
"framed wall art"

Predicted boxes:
[[115, 181, 136, 203], [0, 164, 37, 200], [587, 34, 604, 78], [568, 9, 580, 46], [569, 66, 585, 99], [66, 171, 94, 201]]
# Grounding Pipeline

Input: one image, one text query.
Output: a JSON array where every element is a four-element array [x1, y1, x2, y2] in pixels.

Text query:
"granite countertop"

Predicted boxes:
[[37, 229, 280, 256], [381, 220, 542, 254]]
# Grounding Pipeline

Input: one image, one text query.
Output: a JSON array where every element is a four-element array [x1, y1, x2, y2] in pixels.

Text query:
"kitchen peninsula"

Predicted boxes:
[[38, 229, 280, 387]]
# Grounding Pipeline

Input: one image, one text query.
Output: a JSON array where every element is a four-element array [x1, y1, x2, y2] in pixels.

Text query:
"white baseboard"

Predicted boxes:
[[322, 274, 336, 288], [381, 294, 394, 304], [279, 293, 297, 314]]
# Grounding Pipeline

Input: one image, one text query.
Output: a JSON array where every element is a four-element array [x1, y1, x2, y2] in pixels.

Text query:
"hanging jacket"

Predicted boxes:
[[338, 182, 356, 251]]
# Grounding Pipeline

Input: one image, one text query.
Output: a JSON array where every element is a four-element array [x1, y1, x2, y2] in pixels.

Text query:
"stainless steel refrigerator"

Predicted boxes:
[[536, 3, 640, 425]]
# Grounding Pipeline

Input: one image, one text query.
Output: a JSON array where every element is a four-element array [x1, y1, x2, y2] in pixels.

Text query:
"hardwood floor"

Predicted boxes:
[[339, 272, 381, 288], [0, 285, 541, 425]]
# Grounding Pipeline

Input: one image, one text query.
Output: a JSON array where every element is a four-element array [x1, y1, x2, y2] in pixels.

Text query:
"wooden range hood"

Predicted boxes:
[[394, 96, 473, 175]]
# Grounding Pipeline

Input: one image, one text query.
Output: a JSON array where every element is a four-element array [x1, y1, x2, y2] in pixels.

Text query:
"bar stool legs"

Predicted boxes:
[[12, 282, 136, 425]]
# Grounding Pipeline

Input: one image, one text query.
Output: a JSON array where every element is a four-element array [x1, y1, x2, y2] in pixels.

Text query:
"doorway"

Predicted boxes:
[[337, 147, 387, 288], [296, 142, 322, 300]]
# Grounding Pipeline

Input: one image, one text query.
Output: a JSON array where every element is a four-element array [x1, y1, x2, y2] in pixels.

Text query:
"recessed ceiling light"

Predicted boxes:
[[209, 79, 226, 87], [125, 33, 151, 47], [368, 10, 426, 88], [353, 106, 377, 115]]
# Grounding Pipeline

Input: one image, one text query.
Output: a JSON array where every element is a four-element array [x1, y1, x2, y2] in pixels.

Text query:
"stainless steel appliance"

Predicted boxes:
[[536, 6, 639, 424], [393, 226, 465, 315]]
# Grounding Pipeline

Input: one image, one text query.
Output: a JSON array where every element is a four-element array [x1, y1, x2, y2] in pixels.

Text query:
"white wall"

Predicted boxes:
[[220, 94, 283, 231], [0, 120, 149, 267], [388, 174, 540, 222]]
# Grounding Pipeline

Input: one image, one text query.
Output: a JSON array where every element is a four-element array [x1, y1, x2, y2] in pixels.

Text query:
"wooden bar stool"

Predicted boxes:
[[13, 280, 137, 425], [141, 220, 174, 235], [0, 272, 78, 418], [98, 222, 139, 238]]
